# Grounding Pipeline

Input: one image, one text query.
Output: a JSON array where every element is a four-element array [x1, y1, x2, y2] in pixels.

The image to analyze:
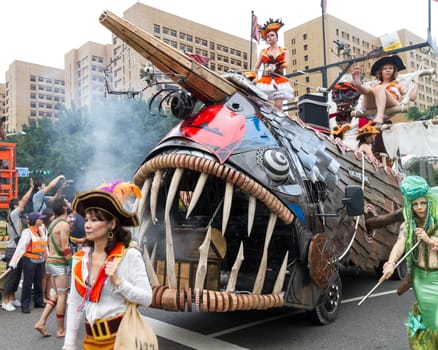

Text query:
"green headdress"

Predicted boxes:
[[400, 176, 436, 268]]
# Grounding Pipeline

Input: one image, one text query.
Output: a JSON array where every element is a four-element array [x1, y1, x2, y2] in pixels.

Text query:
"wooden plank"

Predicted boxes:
[[99, 11, 237, 102]]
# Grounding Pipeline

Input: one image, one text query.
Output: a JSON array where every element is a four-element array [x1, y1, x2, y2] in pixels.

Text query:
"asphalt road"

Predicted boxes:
[[0, 267, 414, 350]]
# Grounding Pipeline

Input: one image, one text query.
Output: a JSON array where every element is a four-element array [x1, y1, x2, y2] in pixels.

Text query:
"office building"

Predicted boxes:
[[284, 14, 438, 111], [5, 61, 65, 130], [64, 41, 112, 110], [109, 2, 255, 96]]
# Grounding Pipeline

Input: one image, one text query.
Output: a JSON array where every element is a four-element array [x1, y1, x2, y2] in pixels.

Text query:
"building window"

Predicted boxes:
[[304, 55, 309, 62], [163, 27, 169, 35], [30, 75, 36, 82], [304, 44, 308, 51], [210, 42, 215, 50], [170, 29, 177, 37], [303, 34, 307, 40], [186, 34, 193, 42], [180, 32, 186, 40]]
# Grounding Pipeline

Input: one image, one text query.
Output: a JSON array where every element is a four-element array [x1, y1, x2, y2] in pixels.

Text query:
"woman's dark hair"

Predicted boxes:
[[84, 209, 131, 254], [376, 64, 398, 82]]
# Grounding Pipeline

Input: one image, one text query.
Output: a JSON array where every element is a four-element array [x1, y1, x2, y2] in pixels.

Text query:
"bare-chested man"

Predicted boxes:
[[34, 195, 72, 337]]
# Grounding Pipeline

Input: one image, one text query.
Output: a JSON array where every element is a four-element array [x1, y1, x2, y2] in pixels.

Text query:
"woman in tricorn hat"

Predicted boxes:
[[62, 181, 152, 350], [352, 55, 419, 125], [253, 18, 293, 111]]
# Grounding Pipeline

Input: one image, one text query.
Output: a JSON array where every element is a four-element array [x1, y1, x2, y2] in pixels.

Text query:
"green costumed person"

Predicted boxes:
[[381, 175, 438, 349]]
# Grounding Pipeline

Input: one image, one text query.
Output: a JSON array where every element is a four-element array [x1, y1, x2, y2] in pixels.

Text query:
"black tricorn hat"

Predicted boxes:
[[371, 55, 406, 76], [72, 183, 141, 227]]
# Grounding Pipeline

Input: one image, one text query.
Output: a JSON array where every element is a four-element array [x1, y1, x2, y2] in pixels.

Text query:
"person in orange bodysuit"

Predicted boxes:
[[254, 18, 293, 111]]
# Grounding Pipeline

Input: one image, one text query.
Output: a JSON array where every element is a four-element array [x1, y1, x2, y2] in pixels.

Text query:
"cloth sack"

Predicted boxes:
[[114, 302, 158, 350]]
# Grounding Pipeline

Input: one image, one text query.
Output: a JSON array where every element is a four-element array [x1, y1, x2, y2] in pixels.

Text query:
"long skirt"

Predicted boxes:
[[407, 267, 438, 349]]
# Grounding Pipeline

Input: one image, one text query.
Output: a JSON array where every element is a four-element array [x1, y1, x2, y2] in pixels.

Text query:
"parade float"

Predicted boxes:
[[99, 10, 436, 324]]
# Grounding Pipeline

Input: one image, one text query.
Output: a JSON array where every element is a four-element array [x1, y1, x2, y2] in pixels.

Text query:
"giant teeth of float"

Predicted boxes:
[[133, 154, 294, 311], [186, 172, 208, 219]]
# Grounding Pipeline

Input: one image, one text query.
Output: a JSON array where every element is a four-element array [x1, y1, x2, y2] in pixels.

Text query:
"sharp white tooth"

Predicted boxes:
[[150, 170, 162, 223], [252, 213, 277, 294], [272, 251, 289, 295], [226, 241, 244, 292], [138, 178, 152, 215], [222, 182, 233, 236], [248, 196, 256, 236], [137, 217, 151, 248], [186, 172, 208, 219], [133, 177, 151, 214], [164, 168, 184, 290], [143, 242, 160, 287], [150, 242, 157, 267], [194, 226, 212, 291], [165, 168, 184, 213]]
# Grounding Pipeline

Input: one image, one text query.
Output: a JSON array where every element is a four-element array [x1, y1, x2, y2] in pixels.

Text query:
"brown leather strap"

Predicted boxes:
[[85, 315, 123, 337]]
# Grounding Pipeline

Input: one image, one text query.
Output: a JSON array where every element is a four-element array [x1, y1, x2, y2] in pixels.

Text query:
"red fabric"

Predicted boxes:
[[186, 53, 210, 66], [74, 242, 126, 302], [252, 14, 260, 44]]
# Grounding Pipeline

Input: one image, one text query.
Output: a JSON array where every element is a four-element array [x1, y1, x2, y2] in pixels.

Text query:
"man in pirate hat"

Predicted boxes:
[[253, 18, 293, 111], [351, 54, 419, 125]]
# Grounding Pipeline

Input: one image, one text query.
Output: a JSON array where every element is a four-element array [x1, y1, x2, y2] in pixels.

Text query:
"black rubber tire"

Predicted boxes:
[[308, 270, 342, 325]]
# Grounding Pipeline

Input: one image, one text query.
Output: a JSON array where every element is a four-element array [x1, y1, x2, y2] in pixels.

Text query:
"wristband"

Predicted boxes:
[[63, 247, 72, 257]]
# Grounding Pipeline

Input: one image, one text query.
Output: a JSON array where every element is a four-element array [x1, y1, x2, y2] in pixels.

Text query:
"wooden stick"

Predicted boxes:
[[358, 240, 421, 306], [0, 267, 11, 280]]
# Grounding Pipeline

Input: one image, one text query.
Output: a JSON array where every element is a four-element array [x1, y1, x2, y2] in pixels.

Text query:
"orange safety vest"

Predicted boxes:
[[23, 226, 47, 261]]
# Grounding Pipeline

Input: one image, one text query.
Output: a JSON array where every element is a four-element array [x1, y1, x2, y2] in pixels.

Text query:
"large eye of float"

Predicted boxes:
[[263, 149, 289, 181]]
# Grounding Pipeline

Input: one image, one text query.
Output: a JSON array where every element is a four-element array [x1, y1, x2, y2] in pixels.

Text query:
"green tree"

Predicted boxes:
[[12, 96, 177, 198]]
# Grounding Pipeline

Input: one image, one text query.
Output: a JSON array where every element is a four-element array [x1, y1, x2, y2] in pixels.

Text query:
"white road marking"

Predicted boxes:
[[207, 310, 301, 338], [144, 316, 250, 350]]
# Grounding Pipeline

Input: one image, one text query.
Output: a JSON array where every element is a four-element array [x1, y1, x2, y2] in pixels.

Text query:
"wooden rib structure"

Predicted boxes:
[[99, 10, 237, 102]]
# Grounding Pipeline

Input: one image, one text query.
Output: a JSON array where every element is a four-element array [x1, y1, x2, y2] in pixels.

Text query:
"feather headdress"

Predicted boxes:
[[260, 18, 284, 40], [72, 180, 142, 227]]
